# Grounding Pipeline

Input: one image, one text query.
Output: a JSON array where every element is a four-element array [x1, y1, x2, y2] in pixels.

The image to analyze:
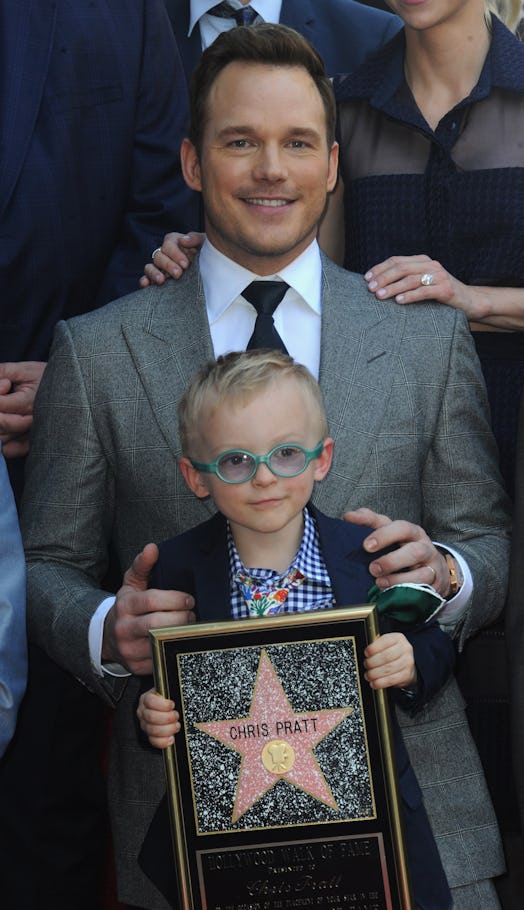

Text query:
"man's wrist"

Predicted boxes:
[[436, 547, 463, 599], [89, 596, 130, 678]]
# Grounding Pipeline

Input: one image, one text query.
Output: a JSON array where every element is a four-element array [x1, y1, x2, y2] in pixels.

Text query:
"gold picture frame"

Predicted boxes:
[[150, 605, 413, 910]]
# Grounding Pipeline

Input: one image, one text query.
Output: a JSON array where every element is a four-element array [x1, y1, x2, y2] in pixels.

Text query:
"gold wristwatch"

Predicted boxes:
[[443, 552, 461, 597]]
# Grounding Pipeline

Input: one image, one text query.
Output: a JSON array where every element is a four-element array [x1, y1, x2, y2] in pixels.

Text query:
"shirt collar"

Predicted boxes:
[[486, 15, 524, 93], [189, 0, 282, 36], [200, 238, 322, 324], [227, 508, 330, 586]]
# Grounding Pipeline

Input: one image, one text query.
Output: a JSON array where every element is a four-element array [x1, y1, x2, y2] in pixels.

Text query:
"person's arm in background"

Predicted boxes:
[[0, 447, 26, 757]]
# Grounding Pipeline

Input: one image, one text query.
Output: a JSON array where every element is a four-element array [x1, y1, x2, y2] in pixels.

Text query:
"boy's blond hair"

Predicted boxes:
[[178, 350, 328, 458]]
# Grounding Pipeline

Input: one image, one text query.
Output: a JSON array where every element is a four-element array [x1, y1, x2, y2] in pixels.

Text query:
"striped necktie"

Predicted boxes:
[[207, 2, 258, 26]]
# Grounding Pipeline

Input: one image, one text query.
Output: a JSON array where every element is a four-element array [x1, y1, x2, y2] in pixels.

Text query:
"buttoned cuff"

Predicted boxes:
[[88, 596, 130, 678]]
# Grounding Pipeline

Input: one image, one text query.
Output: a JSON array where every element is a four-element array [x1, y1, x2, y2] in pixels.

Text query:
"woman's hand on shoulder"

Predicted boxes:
[[139, 231, 205, 287], [364, 253, 475, 315]]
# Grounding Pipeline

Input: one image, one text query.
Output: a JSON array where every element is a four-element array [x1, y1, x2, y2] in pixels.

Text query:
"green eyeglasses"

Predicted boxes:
[[191, 441, 324, 484]]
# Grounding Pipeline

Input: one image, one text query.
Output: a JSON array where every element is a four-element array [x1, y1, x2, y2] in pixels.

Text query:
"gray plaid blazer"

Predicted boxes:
[[22, 254, 510, 908]]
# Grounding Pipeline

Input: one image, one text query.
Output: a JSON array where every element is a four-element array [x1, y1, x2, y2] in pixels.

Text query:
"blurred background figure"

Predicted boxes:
[[0, 0, 196, 499], [0, 445, 26, 760], [163, 0, 402, 80], [0, 3, 195, 909]]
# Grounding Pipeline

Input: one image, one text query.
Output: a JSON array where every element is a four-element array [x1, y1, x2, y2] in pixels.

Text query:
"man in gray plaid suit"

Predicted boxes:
[[22, 24, 510, 910]]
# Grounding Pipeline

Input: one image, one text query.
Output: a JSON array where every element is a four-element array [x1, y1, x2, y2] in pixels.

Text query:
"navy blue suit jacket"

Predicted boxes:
[[139, 507, 452, 909], [164, 0, 402, 81], [0, 0, 197, 364]]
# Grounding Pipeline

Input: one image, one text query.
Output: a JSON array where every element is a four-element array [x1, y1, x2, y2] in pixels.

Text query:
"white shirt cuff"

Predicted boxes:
[[432, 541, 473, 626], [88, 596, 131, 678]]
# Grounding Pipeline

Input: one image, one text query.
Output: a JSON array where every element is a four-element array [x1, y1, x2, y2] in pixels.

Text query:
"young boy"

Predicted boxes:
[[137, 350, 452, 910]]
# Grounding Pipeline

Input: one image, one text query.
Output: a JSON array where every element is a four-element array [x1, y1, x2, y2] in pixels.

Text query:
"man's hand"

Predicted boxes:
[[0, 361, 46, 457], [345, 507, 450, 596], [364, 633, 416, 690], [102, 543, 195, 674]]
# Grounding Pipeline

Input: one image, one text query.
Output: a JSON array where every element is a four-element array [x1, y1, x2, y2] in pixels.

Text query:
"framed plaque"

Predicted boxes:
[[150, 605, 414, 910]]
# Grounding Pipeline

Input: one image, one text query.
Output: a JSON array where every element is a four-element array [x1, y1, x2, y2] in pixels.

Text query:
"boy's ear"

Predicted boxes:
[[178, 456, 210, 499], [313, 437, 334, 481]]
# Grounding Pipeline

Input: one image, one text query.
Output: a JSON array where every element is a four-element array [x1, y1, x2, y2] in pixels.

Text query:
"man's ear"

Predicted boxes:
[[326, 141, 339, 193], [181, 138, 202, 192], [178, 456, 210, 498], [313, 437, 334, 481]]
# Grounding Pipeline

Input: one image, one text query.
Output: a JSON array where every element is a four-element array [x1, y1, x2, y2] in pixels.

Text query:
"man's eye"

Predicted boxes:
[[229, 139, 250, 149], [288, 140, 307, 149]]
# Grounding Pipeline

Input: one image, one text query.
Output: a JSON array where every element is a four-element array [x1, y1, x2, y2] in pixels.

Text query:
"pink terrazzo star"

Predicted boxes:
[[196, 649, 352, 823]]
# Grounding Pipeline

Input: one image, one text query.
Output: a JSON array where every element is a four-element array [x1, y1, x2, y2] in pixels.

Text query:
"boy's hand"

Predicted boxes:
[[364, 633, 416, 691], [137, 687, 180, 749]]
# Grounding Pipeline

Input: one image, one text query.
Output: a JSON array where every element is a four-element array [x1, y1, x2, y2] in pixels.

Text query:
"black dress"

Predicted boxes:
[[334, 16, 524, 498]]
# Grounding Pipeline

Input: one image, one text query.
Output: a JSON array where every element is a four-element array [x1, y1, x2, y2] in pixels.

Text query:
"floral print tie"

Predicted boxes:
[[234, 567, 306, 617]]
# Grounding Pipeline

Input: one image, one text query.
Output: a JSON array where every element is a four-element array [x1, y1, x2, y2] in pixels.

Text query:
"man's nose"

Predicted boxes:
[[252, 144, 288, 182]]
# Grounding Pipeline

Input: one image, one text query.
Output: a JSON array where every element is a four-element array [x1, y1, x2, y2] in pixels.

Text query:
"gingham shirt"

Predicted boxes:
[[228, 509, 334, 620]]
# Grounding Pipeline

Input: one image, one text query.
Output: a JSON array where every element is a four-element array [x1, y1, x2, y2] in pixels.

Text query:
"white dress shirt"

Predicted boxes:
[[201, 237, 322, 377], [89, 238, 472, 675], [189, 0, 282, 50]]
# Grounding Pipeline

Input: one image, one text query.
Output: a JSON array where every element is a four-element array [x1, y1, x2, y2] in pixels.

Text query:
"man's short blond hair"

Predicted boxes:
[[178, 350, 328, 458]]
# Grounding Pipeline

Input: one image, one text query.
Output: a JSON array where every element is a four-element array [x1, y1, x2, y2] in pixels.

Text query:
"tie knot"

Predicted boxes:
[[242, 281, 289, 317], [207, 2, 258, 26]]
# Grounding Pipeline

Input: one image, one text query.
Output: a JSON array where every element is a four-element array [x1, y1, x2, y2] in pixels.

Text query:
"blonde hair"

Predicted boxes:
[[485, 0, 522, 31], [178, 350, 328, 458]]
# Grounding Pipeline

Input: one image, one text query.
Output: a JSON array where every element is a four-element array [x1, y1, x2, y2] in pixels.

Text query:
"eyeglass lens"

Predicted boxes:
[[217, 445, 307, 481]]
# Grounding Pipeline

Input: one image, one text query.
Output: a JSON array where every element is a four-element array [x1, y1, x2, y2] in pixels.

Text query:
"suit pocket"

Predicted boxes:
[[50, 83, 122, 113]]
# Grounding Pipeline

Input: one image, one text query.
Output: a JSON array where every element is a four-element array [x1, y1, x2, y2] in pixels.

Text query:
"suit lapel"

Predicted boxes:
[[316, 255, 407, 512], [121, 263, 214, 457], [167, 0, 202, 82], [0, 0, 57, 218], [279, 0, 316, 44], [312, 507, 372, 606], [190, 514, 232, 623]]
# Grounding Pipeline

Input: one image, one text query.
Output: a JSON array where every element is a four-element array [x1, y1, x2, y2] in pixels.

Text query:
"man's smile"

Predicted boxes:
[[243, 197, 292, 207]]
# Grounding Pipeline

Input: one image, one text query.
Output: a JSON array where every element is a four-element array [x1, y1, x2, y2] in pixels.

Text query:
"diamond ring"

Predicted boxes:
[[420, 272, 435, 287]]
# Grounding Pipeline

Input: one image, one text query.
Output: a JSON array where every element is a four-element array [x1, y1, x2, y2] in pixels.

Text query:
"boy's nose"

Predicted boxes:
[[252, 461, 276, 484]]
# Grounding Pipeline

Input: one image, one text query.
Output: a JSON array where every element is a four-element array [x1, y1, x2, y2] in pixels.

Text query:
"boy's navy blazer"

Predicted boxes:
[[140, 506, 453, 909]]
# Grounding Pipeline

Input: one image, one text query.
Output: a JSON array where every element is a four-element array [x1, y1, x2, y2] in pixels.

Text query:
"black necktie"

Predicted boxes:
[[243, 281, 289, 353], [207, 2, 258, 26]]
